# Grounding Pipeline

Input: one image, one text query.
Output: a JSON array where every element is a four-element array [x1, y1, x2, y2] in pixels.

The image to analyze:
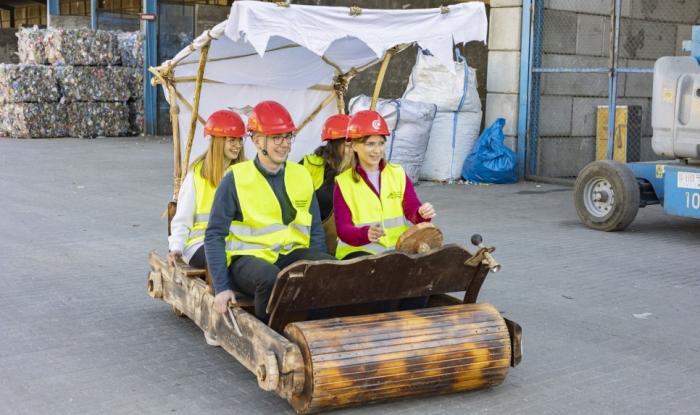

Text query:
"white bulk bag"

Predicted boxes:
[[420, 110, 482, 181], [403, 49, 481, 113], [349, 95, 437, 184]]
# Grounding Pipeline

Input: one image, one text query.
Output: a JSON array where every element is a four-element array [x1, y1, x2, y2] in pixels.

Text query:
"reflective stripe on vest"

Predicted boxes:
[[225, 160, 314, 265], [335, 240, 390, 255], [334, 163, 409, 259], [185, 160, 218, 253], [302, 154, 325, 191]]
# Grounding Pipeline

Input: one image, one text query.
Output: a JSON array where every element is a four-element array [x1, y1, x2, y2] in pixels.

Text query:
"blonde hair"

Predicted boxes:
[[194, 137, 245, 188]]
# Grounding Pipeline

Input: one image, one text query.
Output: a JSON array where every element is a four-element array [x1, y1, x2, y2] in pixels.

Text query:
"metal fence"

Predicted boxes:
[[525, 0, 696, 181]]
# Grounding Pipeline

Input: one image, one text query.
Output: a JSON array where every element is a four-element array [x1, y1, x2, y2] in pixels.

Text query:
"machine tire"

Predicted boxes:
[[574, 160, 640, 231]]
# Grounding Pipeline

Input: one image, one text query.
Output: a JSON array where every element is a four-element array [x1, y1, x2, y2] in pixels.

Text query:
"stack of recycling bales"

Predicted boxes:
[[0, 27, 143, 138]]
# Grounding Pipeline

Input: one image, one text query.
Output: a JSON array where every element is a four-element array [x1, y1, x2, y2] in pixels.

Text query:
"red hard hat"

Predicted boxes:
[[321, 114, 351, 141], [346, 110, 390, 140], [247, 100, 296, 135], [204, 110, 245, 138]]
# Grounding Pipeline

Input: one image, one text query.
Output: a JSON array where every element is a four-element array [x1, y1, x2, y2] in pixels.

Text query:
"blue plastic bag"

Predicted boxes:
[[462, 118, 518, 184]]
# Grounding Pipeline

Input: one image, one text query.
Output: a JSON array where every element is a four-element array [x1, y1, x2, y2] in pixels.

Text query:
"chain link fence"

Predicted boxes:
[[526, 0, 698, 181]]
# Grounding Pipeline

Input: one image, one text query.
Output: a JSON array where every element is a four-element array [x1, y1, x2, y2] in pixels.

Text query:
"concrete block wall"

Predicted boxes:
[[485, 0, 522, 151], [534, 0, 697, 177]]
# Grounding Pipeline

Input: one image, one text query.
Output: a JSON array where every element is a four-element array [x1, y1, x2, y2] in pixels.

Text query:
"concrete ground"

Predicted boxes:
[[1, 136, 699, 415]]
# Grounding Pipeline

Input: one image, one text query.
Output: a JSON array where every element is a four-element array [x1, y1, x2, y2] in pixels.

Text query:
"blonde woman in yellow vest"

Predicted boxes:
[[204, 101, 334, 322], [167, 109, 246, 269], [301, 114, 353, 254], [333, 110, 437, 261]]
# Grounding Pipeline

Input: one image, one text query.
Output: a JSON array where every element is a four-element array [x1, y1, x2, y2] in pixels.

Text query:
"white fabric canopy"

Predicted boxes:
[[159, 1, 487, 164]]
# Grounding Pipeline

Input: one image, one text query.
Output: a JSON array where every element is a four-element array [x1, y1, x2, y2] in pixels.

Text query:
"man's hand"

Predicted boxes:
[[418, 202, 436, 220], [367, 224, 385, 242], [167, 250, 183, 267], [214, 290, 236, 314]]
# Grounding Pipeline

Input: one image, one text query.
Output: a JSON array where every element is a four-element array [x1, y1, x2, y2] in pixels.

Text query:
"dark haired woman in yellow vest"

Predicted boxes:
[[301, 114, 353, 254]]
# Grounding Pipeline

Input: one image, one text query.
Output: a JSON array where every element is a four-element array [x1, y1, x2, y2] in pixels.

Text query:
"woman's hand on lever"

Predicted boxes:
[[418, 202, 436, 220], [367, 224, 385, 242]]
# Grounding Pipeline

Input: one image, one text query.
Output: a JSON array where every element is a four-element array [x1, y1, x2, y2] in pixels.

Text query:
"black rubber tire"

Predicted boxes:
[[573, 160, 640, 232]]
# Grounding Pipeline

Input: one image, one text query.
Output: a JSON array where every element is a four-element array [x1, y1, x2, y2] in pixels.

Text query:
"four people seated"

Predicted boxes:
[[168, 102, 437, 323]]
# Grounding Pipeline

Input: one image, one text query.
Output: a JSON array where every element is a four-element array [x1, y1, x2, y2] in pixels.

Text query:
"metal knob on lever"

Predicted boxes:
[[470, 233, 502, 273]]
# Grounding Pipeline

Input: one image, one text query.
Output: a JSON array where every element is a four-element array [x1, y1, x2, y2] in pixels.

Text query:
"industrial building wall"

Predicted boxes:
[[526, 0, 698, 179], [0, 5, 48, 64]]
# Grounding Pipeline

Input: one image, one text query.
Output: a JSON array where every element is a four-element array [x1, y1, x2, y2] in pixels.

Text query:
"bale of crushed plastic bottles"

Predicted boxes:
[[0, 64, 59, 103], [0, 103, 67, 138], [56, 66, 132, 102], [4, 28, 143, 138], [45, 28, 119, 66], [66, 102, 130, 138], [16, 27, 48, 65], [128, 99, 144, 136], [117, 31, 144, 68], [127, 67, 144, 100]]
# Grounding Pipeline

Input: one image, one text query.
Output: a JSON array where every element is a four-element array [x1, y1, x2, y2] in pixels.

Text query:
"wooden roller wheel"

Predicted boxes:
[[396, 222, 443, 254], [284, 303, 511, 414]]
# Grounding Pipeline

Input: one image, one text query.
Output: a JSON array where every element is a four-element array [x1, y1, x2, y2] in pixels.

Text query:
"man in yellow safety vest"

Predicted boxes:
[[204, 101, 333, 322]]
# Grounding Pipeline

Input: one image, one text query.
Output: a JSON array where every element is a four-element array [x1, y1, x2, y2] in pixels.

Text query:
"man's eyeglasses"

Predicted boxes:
[[269, 134, 295, 145]]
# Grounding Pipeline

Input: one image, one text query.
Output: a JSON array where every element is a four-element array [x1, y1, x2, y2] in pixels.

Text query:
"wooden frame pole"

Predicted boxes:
[[168, 81, 182, 200], [370, 48, 395, 110], [182, 42, 210, 177]]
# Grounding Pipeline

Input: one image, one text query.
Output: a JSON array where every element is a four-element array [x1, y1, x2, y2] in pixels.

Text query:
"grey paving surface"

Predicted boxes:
[[1, 136, 699, 415]]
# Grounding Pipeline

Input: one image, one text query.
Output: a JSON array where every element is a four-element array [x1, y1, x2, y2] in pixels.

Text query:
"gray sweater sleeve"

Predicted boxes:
[[204, 171, 239, 294], [308, 193, 327, 253]]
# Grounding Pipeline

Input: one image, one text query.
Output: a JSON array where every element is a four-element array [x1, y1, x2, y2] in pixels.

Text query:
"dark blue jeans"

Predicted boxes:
[[229, 248, 334, 321]]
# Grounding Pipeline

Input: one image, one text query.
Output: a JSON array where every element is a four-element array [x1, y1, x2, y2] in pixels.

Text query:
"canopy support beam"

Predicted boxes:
[[168, 83, 182, 201], [182, 43, 210, 180], [370, 48, 396, 110]]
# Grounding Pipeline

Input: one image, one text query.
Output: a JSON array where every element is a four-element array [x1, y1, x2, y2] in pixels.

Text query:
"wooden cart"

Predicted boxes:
[[146, 239, 522, 414], [147, 4, 518, 412]]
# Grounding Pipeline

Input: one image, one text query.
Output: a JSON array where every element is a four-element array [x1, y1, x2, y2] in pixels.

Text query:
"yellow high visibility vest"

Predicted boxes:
[[225, 160, 314, 264], [302, 154, 325, 191], [184, 160, 217, 258], [335, 163, 409, 259]]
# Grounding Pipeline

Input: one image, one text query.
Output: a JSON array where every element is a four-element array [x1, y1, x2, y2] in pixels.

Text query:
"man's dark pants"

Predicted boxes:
[[229, 248, 334, 321]]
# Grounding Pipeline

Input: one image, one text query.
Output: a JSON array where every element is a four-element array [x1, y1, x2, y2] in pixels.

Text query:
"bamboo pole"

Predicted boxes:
[[172, 76, 224, 84], [336, 92, 345, 114], [174, 89, 206, 125], [168, 80, 182, 200], [370, 48, 395, 111], [296, 92, 337, 133], [182, 42, 210, 177]]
